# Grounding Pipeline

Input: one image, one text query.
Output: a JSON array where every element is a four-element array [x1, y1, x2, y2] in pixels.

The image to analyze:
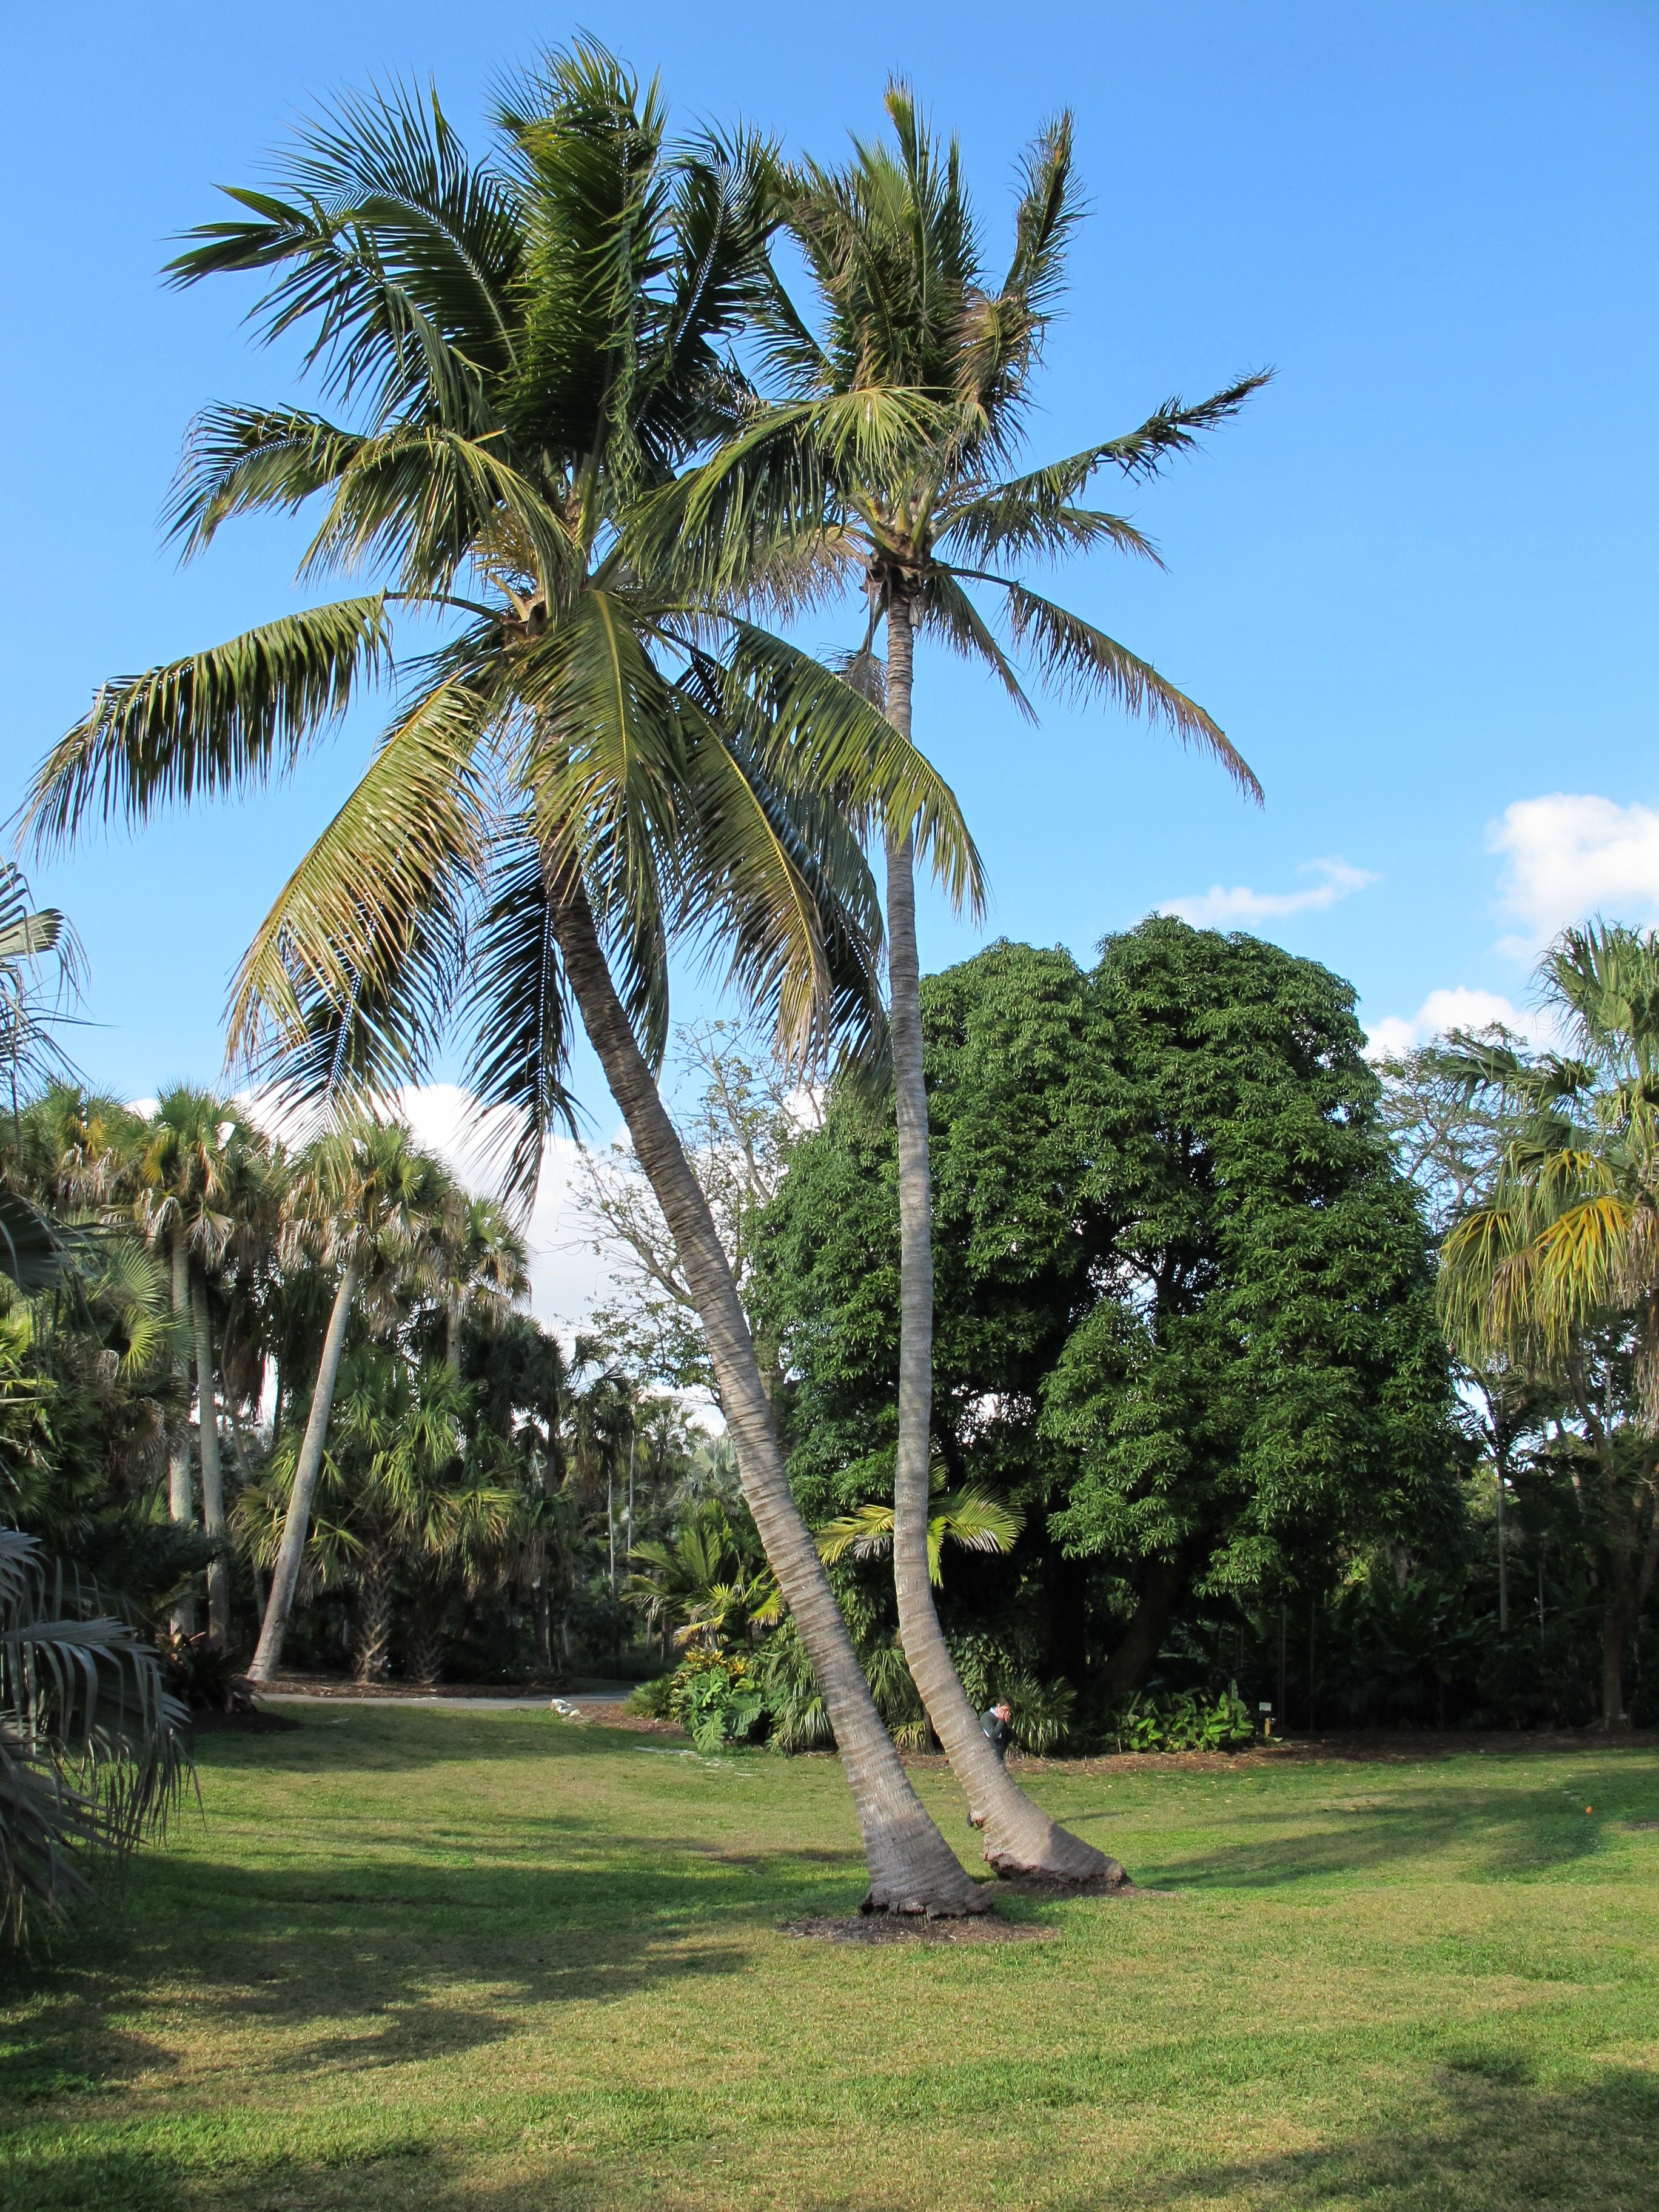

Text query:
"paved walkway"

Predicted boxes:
[[259, 1692, 631, 1714]]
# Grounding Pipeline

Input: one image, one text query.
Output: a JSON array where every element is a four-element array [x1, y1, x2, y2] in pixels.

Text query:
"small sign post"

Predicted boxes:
[[1259, 1700, 1273, 1741]]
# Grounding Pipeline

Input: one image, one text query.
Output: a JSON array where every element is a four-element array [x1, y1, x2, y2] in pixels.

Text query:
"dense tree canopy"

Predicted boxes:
[[756, 920, 1462, 1695]]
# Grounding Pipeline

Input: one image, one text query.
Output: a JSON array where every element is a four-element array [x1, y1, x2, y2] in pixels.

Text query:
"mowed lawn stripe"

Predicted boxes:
[[2, 1708, 1657, 2211]]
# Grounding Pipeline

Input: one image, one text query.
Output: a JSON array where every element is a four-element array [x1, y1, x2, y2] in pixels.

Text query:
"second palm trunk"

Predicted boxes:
[[883, 595, 1123, 1884]]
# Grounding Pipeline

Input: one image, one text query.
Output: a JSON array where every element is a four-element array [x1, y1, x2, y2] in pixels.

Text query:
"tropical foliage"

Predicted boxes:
[[0, 1529, 189, 1942]]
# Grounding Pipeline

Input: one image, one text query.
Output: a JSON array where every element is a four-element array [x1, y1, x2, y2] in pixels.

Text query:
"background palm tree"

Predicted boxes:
[[1439, 922, 1659, 1726], [26, 47, 987, 1909], [249, 1117, 449, 1681], [671, 87, 1262, 1876], [317, 1347, 511, 1683], [432, 1189, 529, 1369], [137, 1088, 249, 1641], [626, 1496, 777, 1649]]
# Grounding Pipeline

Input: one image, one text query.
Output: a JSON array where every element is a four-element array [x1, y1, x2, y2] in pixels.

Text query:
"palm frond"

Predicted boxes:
[[999, 582, 1262, 799], [167, 79, 521, 425], [1088, 375, 1273, 483], [0, 1530, 190, 1942], [24, 600, 392, 853], [225, 668, 492, 1102], [459, 825, 580, 1212], [916, 568, 1034, 717], [722, 620, 987, 915]]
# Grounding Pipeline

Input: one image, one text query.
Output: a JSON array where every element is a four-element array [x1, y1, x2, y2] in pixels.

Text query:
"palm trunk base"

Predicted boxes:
[[858, 1822, 990, 1917], [982, 1840, 1130, 1888], [968, 1758, 1127, 1884]]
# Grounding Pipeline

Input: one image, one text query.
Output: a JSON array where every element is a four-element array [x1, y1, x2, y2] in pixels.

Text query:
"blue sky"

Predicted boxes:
[[4, 1, 1657, 1311]]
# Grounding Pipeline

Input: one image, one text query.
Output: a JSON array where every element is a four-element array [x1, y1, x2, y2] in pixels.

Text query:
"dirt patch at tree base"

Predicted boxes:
[[987, 1871, 1139, 1898], [191, 1706, 302, 1735], [783, 1912, 1053, 1945]]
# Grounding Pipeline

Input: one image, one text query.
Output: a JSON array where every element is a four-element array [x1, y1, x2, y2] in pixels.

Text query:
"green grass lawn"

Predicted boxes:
[[4, 1711, 1658, 2211]]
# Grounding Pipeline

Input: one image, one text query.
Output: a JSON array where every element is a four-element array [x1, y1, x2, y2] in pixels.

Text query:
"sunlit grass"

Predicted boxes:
[[3, 1711, 1657, 2210]]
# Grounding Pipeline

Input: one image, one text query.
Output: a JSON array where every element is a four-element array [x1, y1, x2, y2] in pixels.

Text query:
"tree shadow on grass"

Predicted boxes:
[[1147, 1771, 1654, 1891], [192, 1707, 664, 1777], [1126, 2063, 1659, 2212], [0, 1834, 864, 2107], [18, 2070, 1659, 2212]]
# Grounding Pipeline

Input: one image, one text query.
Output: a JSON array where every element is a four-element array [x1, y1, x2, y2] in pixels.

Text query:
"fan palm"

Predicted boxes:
[[666, 87, 1262, 1875], [326, 1347, 511, 1683], [137, 1087, 260, 1643], [625, 1497, 777, 1646], [432, 1189, 529, 1369], [25, 49, 988, 1909], [1439, 922, 1659, 1725], [0, 1528, 190, 1942], [0, 865, 82, 1129]]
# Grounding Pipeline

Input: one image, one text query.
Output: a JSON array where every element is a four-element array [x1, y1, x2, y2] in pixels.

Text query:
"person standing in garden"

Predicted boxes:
[[980, 1700, 1014, 1761]]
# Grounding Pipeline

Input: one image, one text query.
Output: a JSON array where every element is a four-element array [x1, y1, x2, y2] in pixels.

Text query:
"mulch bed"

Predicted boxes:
[[783, 1912, 1053, 1945], [190, 1706, 302, 1735], [988, 1871, 1139, 1897]]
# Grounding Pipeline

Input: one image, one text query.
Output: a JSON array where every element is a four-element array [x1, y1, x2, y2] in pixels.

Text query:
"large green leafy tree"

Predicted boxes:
[[671, 87, 1261, 1877], [1046, 920, 1460, 1678], [759, 927, 1459, 1695], [24, 47, 984, 1912]]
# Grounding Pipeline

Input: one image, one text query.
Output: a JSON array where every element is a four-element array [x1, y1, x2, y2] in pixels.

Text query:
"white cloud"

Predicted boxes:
[[1161, 857, 1377, 928], [1489, 793, 1659, 953], [392, 1084, 620, 1331], [1364, 986, 1527, 1060], [235, 1082, 622, 1332]]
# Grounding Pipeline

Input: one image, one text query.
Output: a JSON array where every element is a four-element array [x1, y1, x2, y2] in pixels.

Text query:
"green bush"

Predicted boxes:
[[752, 1621, 833, 1752], [1000, 1671, 1076, 1755], [1107, 1682, 1256, 1754], [623, 1674, 675, 1720], [669, 1647, 765, 1751]]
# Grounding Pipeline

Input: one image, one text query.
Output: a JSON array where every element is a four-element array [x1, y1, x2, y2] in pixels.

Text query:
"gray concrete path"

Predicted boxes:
[[259, 1692, 630, 1713]]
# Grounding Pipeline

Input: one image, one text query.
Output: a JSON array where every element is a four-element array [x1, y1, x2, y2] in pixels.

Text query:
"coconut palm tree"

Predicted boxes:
[[1439, 922, 1659, 1726], [250, 1116, 449, 1680], [25, 49, 987, 1909], [666, 87, 1262, 1876]]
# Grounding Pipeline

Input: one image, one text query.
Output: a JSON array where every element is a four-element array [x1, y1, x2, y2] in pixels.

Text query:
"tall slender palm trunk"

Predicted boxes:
[[551, 880, 984, 1914], [167, 1234, 196, 1635], [883, 594, 1121, 1884], [247, 1259, 361, 1684], [190, 1270, 230, 1647]]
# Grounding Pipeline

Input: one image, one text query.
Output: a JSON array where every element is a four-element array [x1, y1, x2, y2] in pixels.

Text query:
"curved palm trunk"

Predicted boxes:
[[190, 1270, 230, 1648], [167, 1234, 196, 1637], [552, 880, 982, 1914], [247, 1258, 361, 1684], [883, 595, 1121, 1884]]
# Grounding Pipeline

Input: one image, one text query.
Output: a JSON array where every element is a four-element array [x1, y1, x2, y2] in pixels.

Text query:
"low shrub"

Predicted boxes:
[[1000, 1671, 1076, 1755], [1106, 1681, 1256, 1754], [669, 1646, 766, 1751], [624, 1673, 675, 1720]]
